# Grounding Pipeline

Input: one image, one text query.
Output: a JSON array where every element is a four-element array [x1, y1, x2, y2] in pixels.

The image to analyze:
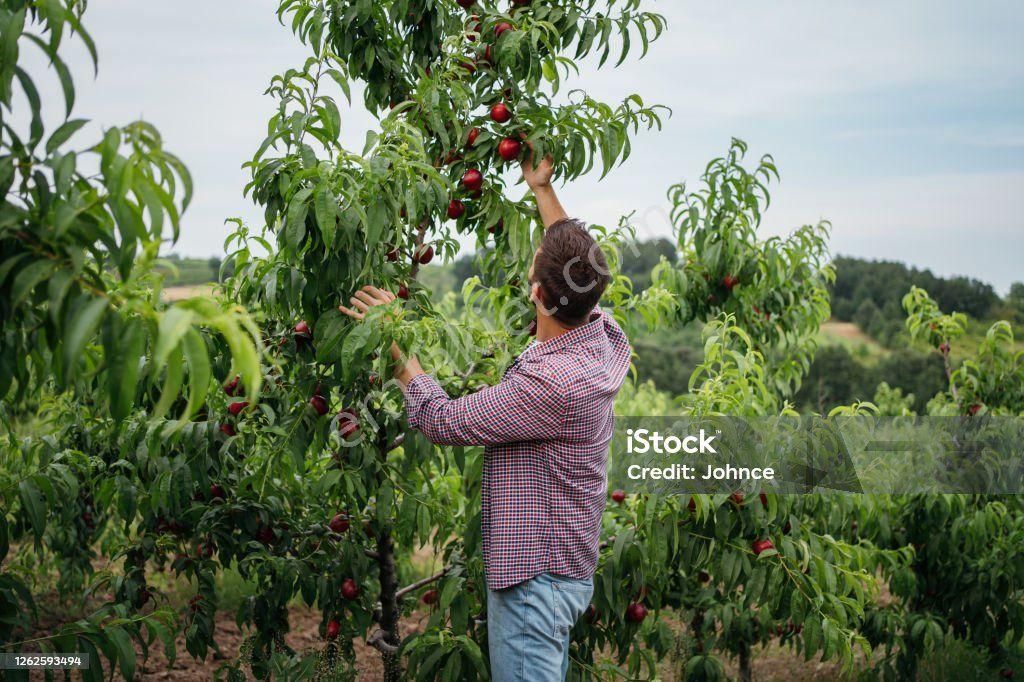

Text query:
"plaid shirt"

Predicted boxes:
[[405, 310, 631, 590]]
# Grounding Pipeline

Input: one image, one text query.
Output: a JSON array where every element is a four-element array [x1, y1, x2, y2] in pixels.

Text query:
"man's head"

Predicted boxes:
[[528, 219, 610, 327]]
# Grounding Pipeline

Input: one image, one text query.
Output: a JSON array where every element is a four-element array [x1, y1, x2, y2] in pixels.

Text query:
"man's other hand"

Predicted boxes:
[[339, 285, 423, 385], [338, 285, 396, 320]]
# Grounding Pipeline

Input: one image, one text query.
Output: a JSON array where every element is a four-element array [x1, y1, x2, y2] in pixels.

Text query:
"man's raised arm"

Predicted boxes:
[[521, 153, 569, 229]]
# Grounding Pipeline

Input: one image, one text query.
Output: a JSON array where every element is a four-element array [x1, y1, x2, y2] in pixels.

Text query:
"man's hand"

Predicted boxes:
[[339, 285, 424, 386], [521, 151, 555, 191], [521, 148, 568, 229]]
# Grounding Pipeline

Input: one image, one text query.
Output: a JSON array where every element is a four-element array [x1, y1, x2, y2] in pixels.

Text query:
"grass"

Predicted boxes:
[[817, 321, 890, 363]]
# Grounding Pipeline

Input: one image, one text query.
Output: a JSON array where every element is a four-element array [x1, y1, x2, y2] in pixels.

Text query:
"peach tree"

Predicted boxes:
[[1, 1, 260, 678], [565, 141, 908, 680], [847, 290, 1024, 679], [3, 0, 673, 679]]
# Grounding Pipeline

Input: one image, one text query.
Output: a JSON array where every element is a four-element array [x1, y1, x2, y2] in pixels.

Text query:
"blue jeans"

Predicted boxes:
[[487, 573, 594, 681]]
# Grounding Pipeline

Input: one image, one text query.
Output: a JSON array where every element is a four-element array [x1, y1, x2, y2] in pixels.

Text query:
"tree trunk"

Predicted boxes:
[[738, 640, 752, 682], [375, 527, 402, 682]]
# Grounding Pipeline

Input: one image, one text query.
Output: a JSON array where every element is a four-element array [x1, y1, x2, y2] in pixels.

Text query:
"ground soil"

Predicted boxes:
[[133, 605, 431, 681]]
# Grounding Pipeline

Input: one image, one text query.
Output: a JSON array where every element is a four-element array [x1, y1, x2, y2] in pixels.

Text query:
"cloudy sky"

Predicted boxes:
[[20, 1, 1024, 291]]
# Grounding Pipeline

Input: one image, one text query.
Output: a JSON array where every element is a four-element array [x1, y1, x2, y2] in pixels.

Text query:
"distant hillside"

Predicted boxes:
[[829, 256, 1016, 346], [158, 255, 229, 286]]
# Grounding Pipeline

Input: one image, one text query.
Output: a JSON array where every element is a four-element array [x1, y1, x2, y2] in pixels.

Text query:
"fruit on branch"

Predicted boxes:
[[386, 247, 400, 262], [1000, 669, 1014, 679], [456, 0, 474, 7], [610, 489, 626, 504], [698, 570, 711, 583], [752, 538, 774, 556], [196, 541, 214, 559], [511, 0, 531, 5], [326, 618, 342, 640], [256, 526, 275, 545], [967, 403, 983, 416], [461, 168, 484, 192], [210, 484, 226, 500], [447, 199, 466, 220], [223, 376, 241, 396], [759, 492, 768, 508], [729, 491, 745, 506], [397, 285, 410, 300], [421, 589, 439, 605], [329, 513, 350, 533], [466, 16, 481, 41], [228, 401, 249, 416], [497, 137, 522, 161], [219, 423, 236, 437], [310, 394, 330, 416], [415, 244, 435, 264], [722, 274, 738, 290], [294, 320, 311, 337], [939, 342, 950, 354], [338, 408, 360, 439], [488, 219, 504, 234], [490, 102, 512, 123], [625, 602, 648, 623], [687, 497, 697, 513], [341, 578, 360, 600], [494, 22, 514, 38], [466, 127, 480, 146], [585, 605, 599, 624]]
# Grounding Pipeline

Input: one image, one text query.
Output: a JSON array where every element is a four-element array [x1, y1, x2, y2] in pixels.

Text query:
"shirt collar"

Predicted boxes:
[[520, 309, 608, 361]]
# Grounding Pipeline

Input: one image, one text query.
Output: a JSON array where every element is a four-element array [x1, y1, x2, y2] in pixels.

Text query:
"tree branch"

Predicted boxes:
[[395, 566, 449, 600], [386, 433, 405, 452], [368, 628, 400, 656]]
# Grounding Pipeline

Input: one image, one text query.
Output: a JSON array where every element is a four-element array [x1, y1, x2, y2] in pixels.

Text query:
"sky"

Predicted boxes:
[[17, 0, 1024, 292]]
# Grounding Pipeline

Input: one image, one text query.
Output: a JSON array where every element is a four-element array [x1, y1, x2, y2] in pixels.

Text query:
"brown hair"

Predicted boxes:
[[532, 219, 610, 326]]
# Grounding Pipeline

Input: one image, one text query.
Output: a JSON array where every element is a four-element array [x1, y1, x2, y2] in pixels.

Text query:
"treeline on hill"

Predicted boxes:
[[829, 256, 1022, 346]]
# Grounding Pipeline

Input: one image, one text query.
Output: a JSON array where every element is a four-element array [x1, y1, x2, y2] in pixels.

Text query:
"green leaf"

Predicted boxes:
[[153, 306, 196, 371], [314, 183, 337, 249], [152, 346, 184, 420], [11, 259, 55, 306], [18, 479, 46, 542], [105, 626, 136, 681], [340, 322, 378, 382], [0, 8, 26, 106], [63, 296, 108, 377], [0, 514, 8, 562], [105, 316, 146, 420], [177, 327, 211, 425], [363, 200, 387, 251]]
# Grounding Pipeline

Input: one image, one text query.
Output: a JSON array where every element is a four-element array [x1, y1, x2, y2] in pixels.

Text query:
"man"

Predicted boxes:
[[340, 154, 631, 681]]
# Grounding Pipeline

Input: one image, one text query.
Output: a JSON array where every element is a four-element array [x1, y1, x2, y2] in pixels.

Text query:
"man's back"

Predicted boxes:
[[404, 310, 630, 589], [480, 310, 631, 590]]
